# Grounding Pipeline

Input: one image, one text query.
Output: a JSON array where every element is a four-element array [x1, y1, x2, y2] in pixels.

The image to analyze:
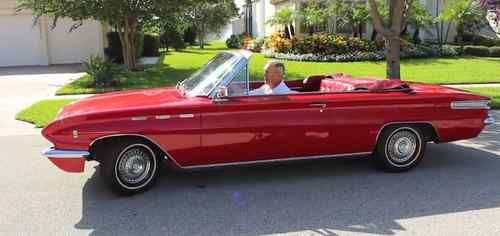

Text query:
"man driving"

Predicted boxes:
[[249, 61, 293, 95]]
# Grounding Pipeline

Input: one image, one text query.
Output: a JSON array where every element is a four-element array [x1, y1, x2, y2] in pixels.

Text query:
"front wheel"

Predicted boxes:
[[374, 126, 426, 172], [100, 140, 159, 195]]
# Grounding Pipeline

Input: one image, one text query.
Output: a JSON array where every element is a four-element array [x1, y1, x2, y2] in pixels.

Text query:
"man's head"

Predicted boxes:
[[264, 61, 285, 89]]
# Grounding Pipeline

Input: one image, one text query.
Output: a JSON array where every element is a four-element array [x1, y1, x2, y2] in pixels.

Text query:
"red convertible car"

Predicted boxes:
[[42, 51, 494, 194]]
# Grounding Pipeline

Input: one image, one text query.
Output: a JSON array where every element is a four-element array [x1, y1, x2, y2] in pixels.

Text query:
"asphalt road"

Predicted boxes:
[[1, 112, 499, 236]]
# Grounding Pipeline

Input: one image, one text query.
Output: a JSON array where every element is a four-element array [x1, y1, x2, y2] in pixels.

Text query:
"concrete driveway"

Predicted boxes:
[[0, 65, 85, 135], [0, 111, 499, 235]]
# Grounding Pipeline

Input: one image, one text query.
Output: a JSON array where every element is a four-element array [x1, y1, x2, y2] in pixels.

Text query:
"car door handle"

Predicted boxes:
[[309, 103, 327, 108]]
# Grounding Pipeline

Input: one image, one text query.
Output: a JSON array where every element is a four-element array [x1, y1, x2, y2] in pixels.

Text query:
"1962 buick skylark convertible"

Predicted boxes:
[[42, 50, 494, 194]]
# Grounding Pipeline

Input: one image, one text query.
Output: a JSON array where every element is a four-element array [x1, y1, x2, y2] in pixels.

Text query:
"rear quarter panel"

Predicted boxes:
[[410, 83, 488, 142]]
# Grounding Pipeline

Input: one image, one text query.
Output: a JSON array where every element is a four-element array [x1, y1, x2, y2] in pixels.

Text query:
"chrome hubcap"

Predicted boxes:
[[388, 130, 417, 163], [118, 147, 151, 185]]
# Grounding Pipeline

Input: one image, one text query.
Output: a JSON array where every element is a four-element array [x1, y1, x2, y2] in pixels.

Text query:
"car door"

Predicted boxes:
[[195, 72, 338, 166], [197, 95, 339, 166]]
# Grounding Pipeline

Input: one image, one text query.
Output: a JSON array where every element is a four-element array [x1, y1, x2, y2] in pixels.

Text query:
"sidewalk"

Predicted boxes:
[[443, 83, 500, 88], [0, 65, 85, 136]]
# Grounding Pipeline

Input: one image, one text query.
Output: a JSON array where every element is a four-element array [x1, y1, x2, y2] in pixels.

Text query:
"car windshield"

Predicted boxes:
[[178, 52, 241, 97]]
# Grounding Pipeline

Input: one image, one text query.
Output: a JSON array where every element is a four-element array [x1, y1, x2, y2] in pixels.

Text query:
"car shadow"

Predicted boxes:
[[73, 141, 500, 235]]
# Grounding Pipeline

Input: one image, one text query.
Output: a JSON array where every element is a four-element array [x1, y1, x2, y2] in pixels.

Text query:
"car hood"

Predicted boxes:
[[57, 87, 187, 119]]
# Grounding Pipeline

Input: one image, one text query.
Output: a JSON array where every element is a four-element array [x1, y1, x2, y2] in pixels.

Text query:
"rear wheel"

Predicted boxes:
[[374, 125, 426, 172], [100, 139, 159, 195]]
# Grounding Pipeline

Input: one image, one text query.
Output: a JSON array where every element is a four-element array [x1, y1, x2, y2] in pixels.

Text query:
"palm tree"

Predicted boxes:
[[407, 0, 434, 43], [440, 0, 484, 44], [343, 3, 371, 38], [267, 8, 296, 38], [299, 0, 330, 34]]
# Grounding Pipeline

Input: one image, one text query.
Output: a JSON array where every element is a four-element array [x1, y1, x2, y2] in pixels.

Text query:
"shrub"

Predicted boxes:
[[263, 50, 385, 62], [241, 34, 254, 49], [401, 43, 441, 59], [142, 34, 160, 57], [266, 32, 293, 53], [83, 56, 122, 88], [462, 32, 500, 47], [226, 34, 243, 49], [441, 45, 462, 57], [489, 47, 500, 57], [267, 32, 376, 55], [247, 37, 265, 52], [346, 37, 378, 52], [160, 30, 185, 51], [463, 45, 491, 56]]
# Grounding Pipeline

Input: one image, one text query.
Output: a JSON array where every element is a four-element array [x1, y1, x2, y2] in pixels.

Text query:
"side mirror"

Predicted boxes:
[[215, 86, 229, 100]]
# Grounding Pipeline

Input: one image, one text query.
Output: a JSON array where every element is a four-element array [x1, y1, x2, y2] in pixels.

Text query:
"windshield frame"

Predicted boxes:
[[179, 51, 249, 98]]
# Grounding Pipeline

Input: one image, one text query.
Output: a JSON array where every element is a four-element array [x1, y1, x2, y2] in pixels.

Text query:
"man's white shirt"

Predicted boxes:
[[249, 81, 294, 96]]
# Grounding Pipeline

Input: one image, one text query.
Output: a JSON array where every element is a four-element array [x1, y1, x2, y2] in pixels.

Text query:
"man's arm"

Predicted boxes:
[[249, 84, 270, 96]]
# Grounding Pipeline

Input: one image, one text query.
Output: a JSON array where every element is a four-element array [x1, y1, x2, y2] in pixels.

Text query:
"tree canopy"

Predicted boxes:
[[17, 0, 195, 69], [184, 0, 238, 49]]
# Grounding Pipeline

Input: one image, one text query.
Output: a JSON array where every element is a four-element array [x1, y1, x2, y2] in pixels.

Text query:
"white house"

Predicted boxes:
[[0, 0, 106, 67], [227, 0, 458, 42]]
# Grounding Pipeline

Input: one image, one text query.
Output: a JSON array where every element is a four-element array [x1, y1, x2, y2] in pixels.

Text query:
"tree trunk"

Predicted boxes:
[[199, 25, 205, 49], [371, 29, 378, 41], [456, 23, 464, 45], [117, 17, 137, 70], [367, 0, 404, 80], [386, 36, 401, 80], [412, 26, 420, 44], [286, 24, 293, 39], [444, 22, 451, 45], [358, 24, 363, 38]]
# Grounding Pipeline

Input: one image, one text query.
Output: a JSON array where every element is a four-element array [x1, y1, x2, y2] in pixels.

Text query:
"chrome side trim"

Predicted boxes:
[[89, 134, 183, 168], [484, 114, 496, 125], [178, 114, 195, 118], [451, 100, 490, 110], [42, 147, 90, 158], [155, 115, 171, 120], [374, 121, 441, 147], [180, 152, 372, 169], [131, 116, 148, 121]]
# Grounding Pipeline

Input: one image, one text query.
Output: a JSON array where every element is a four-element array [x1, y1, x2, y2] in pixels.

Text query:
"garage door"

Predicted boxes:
[[0, 15, 45, 67], [48, 19, 103, 64]]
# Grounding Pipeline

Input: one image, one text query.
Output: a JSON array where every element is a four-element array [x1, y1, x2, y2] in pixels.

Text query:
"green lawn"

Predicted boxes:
[[16, 99, 76, 128], [56, 42, 500, 95], [462, 87, 500, 109]]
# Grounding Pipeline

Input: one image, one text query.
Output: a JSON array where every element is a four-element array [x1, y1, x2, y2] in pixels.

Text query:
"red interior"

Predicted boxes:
[[249, 73, 410, 93]]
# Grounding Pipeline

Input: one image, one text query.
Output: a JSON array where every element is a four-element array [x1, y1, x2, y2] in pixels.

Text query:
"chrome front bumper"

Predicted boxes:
[[484, 113, 496, 125], [42, 147, 90, 158], [42, 147, 90, 173]]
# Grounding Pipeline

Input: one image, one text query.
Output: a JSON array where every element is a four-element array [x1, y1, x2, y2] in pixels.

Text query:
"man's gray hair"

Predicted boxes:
[[265, 60, 285, 75]]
